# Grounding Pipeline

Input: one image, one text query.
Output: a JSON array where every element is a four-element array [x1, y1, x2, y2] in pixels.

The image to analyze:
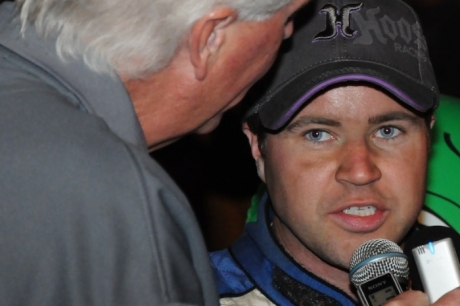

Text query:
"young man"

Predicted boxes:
[[211, 0, 460, 305], [0, 0, 309, 304]]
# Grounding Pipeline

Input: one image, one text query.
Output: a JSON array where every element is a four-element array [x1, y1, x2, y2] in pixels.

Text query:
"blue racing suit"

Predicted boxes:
[[210, 192, 358, 305]]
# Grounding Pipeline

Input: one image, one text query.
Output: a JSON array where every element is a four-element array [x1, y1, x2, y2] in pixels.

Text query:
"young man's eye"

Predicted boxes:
[[375, 126, 402, 139], [305, 129, 332, 142]]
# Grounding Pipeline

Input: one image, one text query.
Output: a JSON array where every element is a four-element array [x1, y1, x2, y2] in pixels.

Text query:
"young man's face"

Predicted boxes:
[[247, 85, 432, 271]]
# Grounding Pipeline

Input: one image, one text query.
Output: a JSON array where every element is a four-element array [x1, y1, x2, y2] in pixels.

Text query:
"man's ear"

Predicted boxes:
[[188, 8, 238, 81], [242, 123, 266, 182]]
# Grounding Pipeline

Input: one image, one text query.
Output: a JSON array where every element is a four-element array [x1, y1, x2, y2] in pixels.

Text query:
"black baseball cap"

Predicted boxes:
[[248, 0, 439, 130]]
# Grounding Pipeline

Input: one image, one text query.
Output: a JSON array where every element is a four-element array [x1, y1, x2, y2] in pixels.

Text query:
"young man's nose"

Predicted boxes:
[[335, 141, 382, 186]]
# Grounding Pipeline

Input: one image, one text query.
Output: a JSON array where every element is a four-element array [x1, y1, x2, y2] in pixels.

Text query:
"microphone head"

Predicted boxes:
[[349, 239, 409, 287]]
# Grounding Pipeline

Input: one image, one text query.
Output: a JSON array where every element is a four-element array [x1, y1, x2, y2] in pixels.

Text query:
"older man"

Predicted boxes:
[[0, 0, 309, 304], [211, 0, 460, 305]]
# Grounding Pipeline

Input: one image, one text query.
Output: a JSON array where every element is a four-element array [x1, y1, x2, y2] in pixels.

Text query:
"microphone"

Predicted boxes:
[[349, 239, 409, 306]]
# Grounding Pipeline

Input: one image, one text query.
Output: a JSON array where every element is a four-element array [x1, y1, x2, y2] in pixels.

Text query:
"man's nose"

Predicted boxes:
[[335, 141, 382, 186]]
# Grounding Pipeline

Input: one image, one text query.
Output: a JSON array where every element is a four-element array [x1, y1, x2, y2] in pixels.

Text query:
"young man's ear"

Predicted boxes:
[[188, 8, 238, 80], [430, 114, 436, 129], [242, 123, 266, 182]]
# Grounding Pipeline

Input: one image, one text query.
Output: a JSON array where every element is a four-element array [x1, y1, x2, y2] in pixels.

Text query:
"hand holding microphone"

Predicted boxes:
[[384, 288, 460, 306]]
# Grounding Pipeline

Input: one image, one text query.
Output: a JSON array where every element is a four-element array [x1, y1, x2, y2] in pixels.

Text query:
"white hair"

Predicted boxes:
[[16, 0, 292, 79]]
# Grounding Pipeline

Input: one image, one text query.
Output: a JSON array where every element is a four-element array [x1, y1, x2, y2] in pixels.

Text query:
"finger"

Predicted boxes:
[[383, 290, 428, 306], [433, 287, 460, 305]]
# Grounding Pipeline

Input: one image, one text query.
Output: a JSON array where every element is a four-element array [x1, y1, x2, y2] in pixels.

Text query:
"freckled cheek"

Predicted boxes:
[[265, 149, 298, 184], [400, 143, 429, 185], [265, 149, 330, 197], [381, 149, 428, 216]]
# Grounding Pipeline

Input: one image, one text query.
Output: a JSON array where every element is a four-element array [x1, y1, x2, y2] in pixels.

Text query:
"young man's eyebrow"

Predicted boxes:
[[286, 116, 341, 132], [368, 111, 420, 125]]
